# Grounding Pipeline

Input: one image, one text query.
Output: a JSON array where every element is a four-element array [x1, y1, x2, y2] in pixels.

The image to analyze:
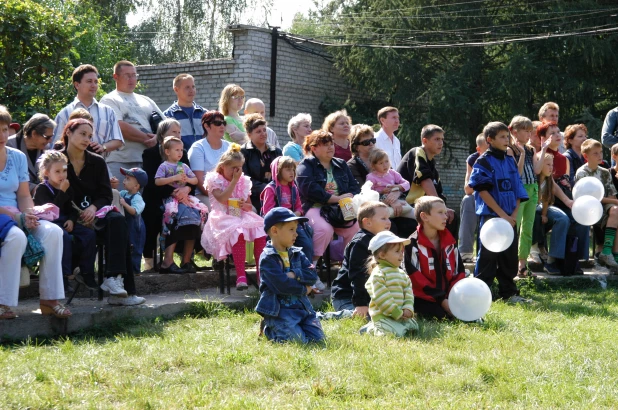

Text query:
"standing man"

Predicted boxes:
[[397, 124, 459, 238], [101, 60, 164, 180], [244, 98, 281, 149], [601, 106, 618, 149], [375, 106, 402, 170], [53, 64, 124, 155], [538, 101, 564, 153], [163, 73, 207, 149]]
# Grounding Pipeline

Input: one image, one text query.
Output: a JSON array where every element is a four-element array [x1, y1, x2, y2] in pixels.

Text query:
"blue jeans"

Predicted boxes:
[[535, 205, 589, 260], [126, 213, 146, 274], [294, 223, 314, 263], [263, 308, 325, 343]]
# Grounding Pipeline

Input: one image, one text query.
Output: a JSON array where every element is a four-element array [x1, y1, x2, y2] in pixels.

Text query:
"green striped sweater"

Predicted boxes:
[[365, 261, 415, 322]]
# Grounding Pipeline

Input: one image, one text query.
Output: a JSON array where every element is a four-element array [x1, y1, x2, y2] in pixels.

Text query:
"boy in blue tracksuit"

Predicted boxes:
[[256, 207, 325, 343], [468, 122, 530, 303]]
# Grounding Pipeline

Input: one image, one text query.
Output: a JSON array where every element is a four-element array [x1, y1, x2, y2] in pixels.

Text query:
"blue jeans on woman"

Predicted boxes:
[[53, 216, 97, 278], [535, 205, 589, 260]]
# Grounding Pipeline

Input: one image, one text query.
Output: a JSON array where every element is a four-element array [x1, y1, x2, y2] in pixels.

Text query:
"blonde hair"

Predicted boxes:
[[218, 84, 245, 116], [538, 153, 555, 205], [38, 150, 68, 182], [415, 196, 445, 225], [162, 136, 183, 160], [509, 115, 533, 131], [322, 109, 352, 135], [69, 108, 93, 122], [612, 143, 618, 157], [173, 73, 193, 88], [358, 201, 389, 229], [288, 113, 312, 140], [368, 148, 389, 168], [581, 138, 602, 154], [215, 143, 245, 174], [538, 102, 559, 120]]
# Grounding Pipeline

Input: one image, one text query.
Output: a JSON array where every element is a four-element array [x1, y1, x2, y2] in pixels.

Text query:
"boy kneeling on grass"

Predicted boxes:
[[404, 196, 465, 320], [468, 122, 530, 304], [575, 139, 618, 271], [256, 207, 325, 343]]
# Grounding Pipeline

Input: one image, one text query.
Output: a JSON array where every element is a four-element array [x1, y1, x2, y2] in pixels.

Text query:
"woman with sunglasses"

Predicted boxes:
[[218, 84, 247, 144], [188, 110, 230, 209], [7, 113, 56, 193], [142, 118, 197, 274]]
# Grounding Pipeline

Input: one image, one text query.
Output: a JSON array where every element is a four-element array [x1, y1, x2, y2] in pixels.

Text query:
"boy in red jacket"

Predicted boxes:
[[404, 196, 465, 319]]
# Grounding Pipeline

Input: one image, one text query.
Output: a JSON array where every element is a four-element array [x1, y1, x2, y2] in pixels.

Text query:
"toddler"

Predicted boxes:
[[201, 143, 267, 290], [362, 231, 418, 337], [366, 149, 415, 219], [119, 167, 147, 275]]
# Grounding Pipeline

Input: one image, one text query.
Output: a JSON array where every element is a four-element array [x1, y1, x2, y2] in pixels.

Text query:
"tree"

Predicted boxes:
[[292, 0, 618, 153]]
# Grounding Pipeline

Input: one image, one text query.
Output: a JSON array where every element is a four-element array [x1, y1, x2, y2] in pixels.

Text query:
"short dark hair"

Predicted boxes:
[[377, 106, 398, 121], [243, 113, 267, 134], [421, 124, 444, 141], [72, 64, 99, 87], [483, 121, 509, 141], [113, 60, 135, 75]]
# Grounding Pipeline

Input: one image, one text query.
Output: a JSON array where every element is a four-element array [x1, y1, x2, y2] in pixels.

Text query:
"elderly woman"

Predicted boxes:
[[7, 113, 56, 193], [322, 110, 352, 162], [240, 113, 283, 211], [0, 106, 68, 319], [58, 118, 145, 305], [297, 130, 360, 265], [142, 118, 198, 274], [283, 113, 312, 162], [347, 124, 417, 238], [188, 110, 231, 208]]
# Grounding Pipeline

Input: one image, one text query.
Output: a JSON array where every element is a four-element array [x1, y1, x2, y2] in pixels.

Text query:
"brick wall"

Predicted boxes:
[[136, 25, 468, 211]]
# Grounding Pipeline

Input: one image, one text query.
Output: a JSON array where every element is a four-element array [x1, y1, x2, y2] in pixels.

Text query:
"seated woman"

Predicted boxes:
[[347, 124, 416, 238], [142, 118, 198, 274], [296, 130, 361, 276], [59, 118, 145, 305], [0, 105, 69, 319], [240, 114, 282, 212], [322, 110, 352, 162], [283, 113, 312, 162], [188, 110, 231, 209], [7, 113, 56, 193]]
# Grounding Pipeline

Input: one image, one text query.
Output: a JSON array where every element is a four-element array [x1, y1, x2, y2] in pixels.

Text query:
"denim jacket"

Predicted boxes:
[[296, 156, 361, 214], [256, 242, 318, 317]]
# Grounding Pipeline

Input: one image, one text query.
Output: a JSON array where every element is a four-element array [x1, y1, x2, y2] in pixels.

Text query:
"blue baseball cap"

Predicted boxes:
[[264, 207, 308, 232], [120, 167, 148, 188]]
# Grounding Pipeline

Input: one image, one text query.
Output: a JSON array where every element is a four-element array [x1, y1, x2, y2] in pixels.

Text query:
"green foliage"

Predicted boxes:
[[296, 0, 618, 152]]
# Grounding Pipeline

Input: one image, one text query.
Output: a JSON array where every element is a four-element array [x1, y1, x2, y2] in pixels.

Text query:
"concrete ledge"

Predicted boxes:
[[1, 288, 331, 342]]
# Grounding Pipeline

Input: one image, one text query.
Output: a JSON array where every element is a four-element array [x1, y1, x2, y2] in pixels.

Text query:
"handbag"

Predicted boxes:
[[20, 213, 45, 270], [320, 204, 356, 229], [149, 111, 163, 133]]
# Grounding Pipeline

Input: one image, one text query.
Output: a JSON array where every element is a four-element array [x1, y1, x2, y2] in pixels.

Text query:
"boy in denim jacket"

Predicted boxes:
[[256, 207, 325, 343]]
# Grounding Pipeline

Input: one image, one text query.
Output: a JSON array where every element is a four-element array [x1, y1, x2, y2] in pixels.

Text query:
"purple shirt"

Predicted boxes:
[[155, 161, 196, 189]]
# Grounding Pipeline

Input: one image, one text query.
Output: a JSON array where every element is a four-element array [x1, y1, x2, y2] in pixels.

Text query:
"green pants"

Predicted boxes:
[[516, 183, 538, 260], [364, 317, 418, 337]]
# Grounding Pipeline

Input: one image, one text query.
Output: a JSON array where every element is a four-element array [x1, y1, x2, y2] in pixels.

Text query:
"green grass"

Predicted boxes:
[[3, 284, 618, 408]]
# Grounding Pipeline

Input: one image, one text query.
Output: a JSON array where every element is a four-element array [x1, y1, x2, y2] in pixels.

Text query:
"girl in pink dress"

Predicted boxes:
[[201, 143, 267, 290]]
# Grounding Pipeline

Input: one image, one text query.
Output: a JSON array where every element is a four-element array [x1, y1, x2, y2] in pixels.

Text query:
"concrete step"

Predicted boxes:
[[1, 288, 332, 342]]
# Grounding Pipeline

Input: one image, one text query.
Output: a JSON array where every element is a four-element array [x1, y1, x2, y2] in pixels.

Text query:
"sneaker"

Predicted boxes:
[[314, 278, 327, 291], [461, 253, 476, 263], [108, 295, 146, 306], [507, 295, 532, 304], [598, 253, 618, 271], [527, 252, 542, 264], [543, 262, 562, 275], [100, 276, 128, 297], [236, 280, 248, 291]]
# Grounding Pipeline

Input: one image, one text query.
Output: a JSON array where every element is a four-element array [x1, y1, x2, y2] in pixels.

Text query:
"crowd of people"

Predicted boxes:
[[0, 59, 617, 342]]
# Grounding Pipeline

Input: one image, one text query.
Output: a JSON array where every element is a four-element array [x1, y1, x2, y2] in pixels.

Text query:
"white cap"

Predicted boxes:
[[368, 231, 411, 252]]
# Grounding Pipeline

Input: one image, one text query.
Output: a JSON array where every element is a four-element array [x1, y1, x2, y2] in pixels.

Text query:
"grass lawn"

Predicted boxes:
[[2, 281, 618, 409]]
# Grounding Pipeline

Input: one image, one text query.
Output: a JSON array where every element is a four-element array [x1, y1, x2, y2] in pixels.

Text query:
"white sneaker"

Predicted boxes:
[[101, 276, 128, 297], [313, 278, 326, 291], [461, 253, 475, 263], [108, 295, 146, 306]]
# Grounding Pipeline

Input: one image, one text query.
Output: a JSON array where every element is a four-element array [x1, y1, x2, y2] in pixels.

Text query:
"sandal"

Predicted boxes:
[[0, 305, 16, 320], [517, 267, 537, 278], [40, 303, 72, 319]]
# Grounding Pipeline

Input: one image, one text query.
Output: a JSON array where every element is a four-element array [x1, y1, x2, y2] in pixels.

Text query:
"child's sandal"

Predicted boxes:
[[517, 267, 537, 278]]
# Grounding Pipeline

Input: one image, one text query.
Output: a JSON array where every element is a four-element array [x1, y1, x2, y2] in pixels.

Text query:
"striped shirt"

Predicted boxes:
[[365, 261, 415, 321], [163, 101, 207, 149], [515, 145, 536, 185], [52, 97, 124, 149]]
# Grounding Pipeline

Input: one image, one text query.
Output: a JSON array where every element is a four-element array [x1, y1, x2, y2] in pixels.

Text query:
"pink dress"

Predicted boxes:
[[201, 172, 266, 261]]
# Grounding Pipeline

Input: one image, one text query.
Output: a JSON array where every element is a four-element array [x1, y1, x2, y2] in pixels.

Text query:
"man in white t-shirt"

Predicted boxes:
[[244, 98, 281, 149], [100, 60, 164, 180], [375, 106, 402, 170], [538, 101, 565, 153]]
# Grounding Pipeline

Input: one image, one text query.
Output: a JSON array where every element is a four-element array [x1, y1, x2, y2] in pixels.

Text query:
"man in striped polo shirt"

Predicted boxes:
[[163, 74, 207, 149], [53, 64, 124, 156]]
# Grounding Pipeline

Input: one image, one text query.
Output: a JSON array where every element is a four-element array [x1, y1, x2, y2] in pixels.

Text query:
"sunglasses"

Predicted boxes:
[[210, 120, 227, 127], [41, 133, 53, 141], [357, 138, 376, 146]]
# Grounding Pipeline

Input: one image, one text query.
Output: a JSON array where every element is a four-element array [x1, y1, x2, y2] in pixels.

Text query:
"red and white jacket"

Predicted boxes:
[[404, 226, 465, 304]]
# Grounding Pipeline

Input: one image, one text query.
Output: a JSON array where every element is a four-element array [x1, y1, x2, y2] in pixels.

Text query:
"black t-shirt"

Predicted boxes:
[[397, 146, 445, 201]]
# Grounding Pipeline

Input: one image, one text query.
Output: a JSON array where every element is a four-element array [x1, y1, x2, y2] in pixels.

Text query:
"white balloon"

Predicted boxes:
[[573, 176, 605, 201], [479, 217, 514, 253], [571, 195, 603, 226], [449, 278, 492, 321]]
